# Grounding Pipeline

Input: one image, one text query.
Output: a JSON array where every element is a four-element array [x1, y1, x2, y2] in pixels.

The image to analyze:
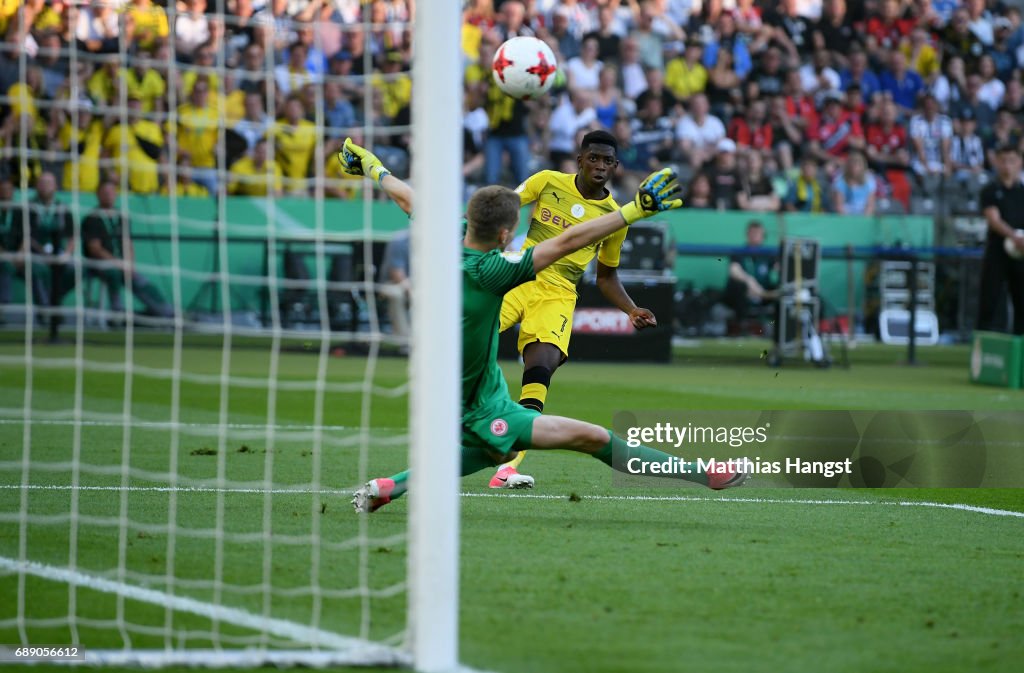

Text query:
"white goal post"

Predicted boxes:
[[407, 0, 464, 672]]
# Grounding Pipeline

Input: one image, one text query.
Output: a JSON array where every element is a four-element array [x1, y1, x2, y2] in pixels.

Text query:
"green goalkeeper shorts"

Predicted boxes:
[[462, 395, 540, 460]]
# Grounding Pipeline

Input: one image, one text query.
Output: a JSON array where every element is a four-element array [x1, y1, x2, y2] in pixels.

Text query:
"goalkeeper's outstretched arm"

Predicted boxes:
[[338, 137, 413, 215], [530, 168, 682, 273], [379, 174, 414, 216]]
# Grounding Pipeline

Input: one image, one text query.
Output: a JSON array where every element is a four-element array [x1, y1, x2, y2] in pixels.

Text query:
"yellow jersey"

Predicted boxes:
[[223, 90, 246, 123], [103, 120, 164, 194], [33, 6, 62, 33], [127, 4, 169, 51], [60, 121, 105, 192], [182, 71, 223, 97], [87, 68, 117, 105], [900, 43, 940, 79], [270, 120, 317, 187], [124, 68, 167, 113], [173, 102, 220, 168], [461, 23, 482, 62], [371, 73, 412, 119], [515, 170, 623, 292], [7, 82, 37, 121], [665, 58, 708, 100], [228, 156, 283, 197], [0, 0, 17, 36]]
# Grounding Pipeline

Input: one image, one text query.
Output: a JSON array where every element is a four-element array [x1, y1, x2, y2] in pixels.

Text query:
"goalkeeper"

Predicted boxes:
[[337, 140, 748, 513]]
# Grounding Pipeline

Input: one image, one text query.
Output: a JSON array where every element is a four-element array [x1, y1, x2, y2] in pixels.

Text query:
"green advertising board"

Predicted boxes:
[[9, 192, 933, 317], [969, 331, 1023, 389]]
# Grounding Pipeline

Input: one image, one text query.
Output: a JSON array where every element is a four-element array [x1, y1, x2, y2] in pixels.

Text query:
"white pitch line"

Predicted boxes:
[[0, 555, 389, 654], [2, 484, 1023, 519], [84, 649, 411, 669], [1, 484, 347, 496], [462, 492, 1024, 518], [0, 418, 355, 432]]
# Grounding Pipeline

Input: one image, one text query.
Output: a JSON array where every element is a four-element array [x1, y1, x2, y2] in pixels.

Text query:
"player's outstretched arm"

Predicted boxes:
[[338, 137, 414, 215], [530, 168, 683, 273]]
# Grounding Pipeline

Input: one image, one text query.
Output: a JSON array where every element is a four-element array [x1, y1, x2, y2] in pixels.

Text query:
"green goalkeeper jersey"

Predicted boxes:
[[461, 246, 536, 411]]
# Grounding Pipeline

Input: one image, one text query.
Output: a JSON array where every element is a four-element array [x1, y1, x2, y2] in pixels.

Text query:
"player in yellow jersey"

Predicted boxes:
[[488, 130, 659, 489]]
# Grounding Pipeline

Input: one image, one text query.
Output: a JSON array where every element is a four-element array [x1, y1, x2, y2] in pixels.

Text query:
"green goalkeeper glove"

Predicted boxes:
[[338, 137, 392, 185], [619, 168, 684, 225]]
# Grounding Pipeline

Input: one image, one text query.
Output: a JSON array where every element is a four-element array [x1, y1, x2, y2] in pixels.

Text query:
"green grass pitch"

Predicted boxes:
[[1, 335, 1022, 673]]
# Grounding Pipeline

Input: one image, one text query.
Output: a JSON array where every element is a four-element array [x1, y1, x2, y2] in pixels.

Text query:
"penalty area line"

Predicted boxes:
[[2, 484, 1023, 519], [0, 555, 403, 661], [460, 492, 1024, 519], [1, 484, 348, 496], [0, 418, 356, 432]]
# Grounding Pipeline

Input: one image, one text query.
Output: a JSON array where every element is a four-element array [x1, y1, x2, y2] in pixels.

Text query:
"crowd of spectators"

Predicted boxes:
[[460, 0, 1024, 216], [0, 0, 1022, 217], [0, 0, 415, 199]]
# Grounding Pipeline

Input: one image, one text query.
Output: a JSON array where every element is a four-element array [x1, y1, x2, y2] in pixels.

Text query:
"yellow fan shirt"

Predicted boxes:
[[103, 120, 165, 194], [228, 156, 283, 196], [270, 120, 317, 189], [127, 4, 169, 51], [60, 120, 105, 192], [172, 102, 220, 168], [124, 68, 167, 113]]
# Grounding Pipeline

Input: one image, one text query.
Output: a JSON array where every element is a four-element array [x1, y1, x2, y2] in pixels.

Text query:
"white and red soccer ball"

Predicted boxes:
[[491, 36, 558, 100]]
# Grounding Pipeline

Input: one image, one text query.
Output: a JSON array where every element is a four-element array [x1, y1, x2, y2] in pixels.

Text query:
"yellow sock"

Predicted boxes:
[[499, 381, 549, 471], [519, 382, 548, 412]]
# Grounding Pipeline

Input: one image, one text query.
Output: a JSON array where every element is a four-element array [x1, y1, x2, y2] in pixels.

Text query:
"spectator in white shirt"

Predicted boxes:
[[796, 0, 824, 21], [676, 93, 726, 169], [76, 0, 120, 54], [549, 90, 598, 172], [909, 92, 953, 180], [799, 48, 841, 96], [976, 54, 1006, 110], [176, 0, 224, 60], [951, 108, 986, 188], [566, 37, 604, 92], [253, 0, 322, 59], [630, 3, 675, 70], [619, 37, 648, 100], [666, 0, 697, 28], [274, 42, 319, 95], [548, 0, 593, 40], [967, 0, 994, 46], [233, 92, 273, 151], [494, 0, 536, 41]]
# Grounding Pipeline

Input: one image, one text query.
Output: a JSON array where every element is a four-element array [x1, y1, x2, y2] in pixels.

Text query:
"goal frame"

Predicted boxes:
[[2, 1, 464, 670], [406, 2, 465, 672]]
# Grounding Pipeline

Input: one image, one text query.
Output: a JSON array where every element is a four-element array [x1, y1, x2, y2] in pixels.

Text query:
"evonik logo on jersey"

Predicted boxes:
[[538, 207, 575, 229]]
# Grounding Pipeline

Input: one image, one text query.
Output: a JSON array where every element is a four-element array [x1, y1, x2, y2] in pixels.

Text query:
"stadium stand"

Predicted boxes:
[[0, 0, 1021, 336], [0, 1, 1020, 205]]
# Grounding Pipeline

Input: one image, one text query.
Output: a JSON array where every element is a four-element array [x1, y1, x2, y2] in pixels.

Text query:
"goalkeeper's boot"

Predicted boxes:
[[352, 478, 395, 513], [488, 466, 535, 490], [706, 460, 751, 490]]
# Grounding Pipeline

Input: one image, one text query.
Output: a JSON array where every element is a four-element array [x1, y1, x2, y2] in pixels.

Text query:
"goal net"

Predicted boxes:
[[0, 2, 460, 669]]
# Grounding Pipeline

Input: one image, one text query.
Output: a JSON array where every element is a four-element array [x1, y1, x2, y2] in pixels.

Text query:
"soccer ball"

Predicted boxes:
[[491, 36, 558, 100]]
